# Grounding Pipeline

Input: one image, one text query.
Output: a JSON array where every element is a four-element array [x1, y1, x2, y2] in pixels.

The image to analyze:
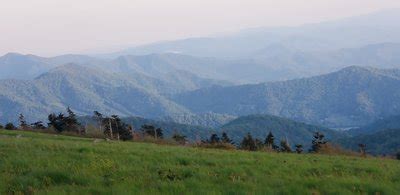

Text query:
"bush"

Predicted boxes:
[[317, 143, 359, 156], [5, 123, 16, 130], [396, 152, 400, 160]]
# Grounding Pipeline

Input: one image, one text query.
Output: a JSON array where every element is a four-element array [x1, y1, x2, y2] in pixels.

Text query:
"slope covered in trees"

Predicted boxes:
[[219, 114, 345, 148], [174, 66, 400, 127]]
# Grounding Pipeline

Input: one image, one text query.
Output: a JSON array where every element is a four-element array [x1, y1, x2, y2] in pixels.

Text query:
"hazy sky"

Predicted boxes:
[[1, 0, 400, 56]]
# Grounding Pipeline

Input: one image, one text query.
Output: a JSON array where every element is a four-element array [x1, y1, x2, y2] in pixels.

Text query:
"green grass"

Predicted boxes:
[[1, 130, 399, 194]]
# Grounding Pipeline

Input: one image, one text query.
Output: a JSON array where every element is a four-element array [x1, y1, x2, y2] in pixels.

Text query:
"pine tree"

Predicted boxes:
[[396, 152, 400, 160], [31, 121, 46, 129], [65, 107, 82, 133], [264, 131, 278, 150], [221, 132, 234, 144], [141, 124, 162, 139], [19, 113, 29, 130], [280, 139, 292, 152], [240, 133, 257, 151], [209, 133, 220, 144], [48, 113, 66, 132], [295, 144, 303, 154], [172, 133, 187, 145], [0, 123, 3, 129], [310, 132, 327, 153]]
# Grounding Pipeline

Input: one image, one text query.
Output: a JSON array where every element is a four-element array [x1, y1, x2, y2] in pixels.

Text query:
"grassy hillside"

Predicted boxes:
[[1, 130, 399, 194]]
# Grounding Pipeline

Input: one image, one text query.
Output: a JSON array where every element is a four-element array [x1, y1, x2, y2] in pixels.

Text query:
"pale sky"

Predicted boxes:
[[1, 0, 400, 56]]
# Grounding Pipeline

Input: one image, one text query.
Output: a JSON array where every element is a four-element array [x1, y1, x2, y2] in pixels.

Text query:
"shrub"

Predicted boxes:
[[5, 123, 16, 130], [396, 152, 400, 160]]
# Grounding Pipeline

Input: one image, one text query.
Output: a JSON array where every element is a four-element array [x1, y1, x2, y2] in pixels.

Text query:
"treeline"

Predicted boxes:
[[2, 108, 400, 159]]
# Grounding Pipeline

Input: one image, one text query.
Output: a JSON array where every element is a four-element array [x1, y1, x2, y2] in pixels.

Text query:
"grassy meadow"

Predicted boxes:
[[1, 129, 399, 194]]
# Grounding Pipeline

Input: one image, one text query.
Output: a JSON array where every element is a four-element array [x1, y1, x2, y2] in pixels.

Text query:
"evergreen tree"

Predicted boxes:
[[255, 138, 264, 150], [5, 123, 16, 130], [310, 132, 327, 153], [264, 132, 278, 150], [0, 123, 3, 129], [19, 113, 29, 130], [31, 121, 46, 129], [209, 133, 220, 144], [221, 132, 234, 144], [396, 152, 400, 160], [65, 107, 83, 133], [280, 139, 292, 152], [48, 113, 66, 132], [295, 144, 303, 154], [141, 124, 162, 139], [172, 133, 187, 145], [240, 133, 257, 151]]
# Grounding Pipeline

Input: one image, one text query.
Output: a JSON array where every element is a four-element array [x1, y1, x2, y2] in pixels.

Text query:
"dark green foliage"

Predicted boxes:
[[240, 133, 257, 151], [0, 123, 3, 129], [264, 131, 278, 150], [310, 132, 327, 153], [5, 123, 16, 130], [172, 133, 187, 145], [31, 121, 46, 129], [295, 144, 303, 154], [48, 108, 84, 133], [103, 115, 133, 141], [221, 132, 234, 144], [208, 133, 220, 144], [141, 124, 163, 139], [48, 113, 66, 132], [65, 107, 83, 134], [19, 114, 29, 130], [396, 152, 400, 160], [280, 139, 292, 153], [337, 129, 400, 155]]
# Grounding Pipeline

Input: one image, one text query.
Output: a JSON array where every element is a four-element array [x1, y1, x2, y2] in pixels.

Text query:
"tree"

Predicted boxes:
[[208, 133, 220, 144], [0, 123, 3, 129], [221, 132, 234, 144], [141, 124, 162, 139], [240, 133, 257, 151], [280, 139, 292, 152], [5, 123, 16, 130], [172, 133, 187, 145], [397, 152, 400, 160], [264, 132, 278, 150], [31, 121, 46, 129], [48, 113, 66, 132], [310, 132, 327, 153], [19, 113, 29, 130], [65, 107, 83, 134], [295, 144, 303, 154], [102, 115, 132, 140], [93, 111, 103, 132], [358, 144, 367, 157]]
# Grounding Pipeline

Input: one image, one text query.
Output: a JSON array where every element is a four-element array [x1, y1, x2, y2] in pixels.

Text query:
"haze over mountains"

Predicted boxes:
[[1, 9, 400, 133]]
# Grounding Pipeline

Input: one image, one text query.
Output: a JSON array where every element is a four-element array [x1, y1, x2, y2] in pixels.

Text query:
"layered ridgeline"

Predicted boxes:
[[109, 9, 400, 59], [174, 66, 400, 128], [337, 115, 400, 155]]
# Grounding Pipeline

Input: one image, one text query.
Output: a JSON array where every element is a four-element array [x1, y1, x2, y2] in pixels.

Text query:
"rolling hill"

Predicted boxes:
[[174, 66, 400, 127], [218, 114, 344, 148]]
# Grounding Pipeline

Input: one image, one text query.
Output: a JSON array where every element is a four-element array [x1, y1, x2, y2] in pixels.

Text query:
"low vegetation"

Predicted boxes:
[[1, 130, 400, 194]]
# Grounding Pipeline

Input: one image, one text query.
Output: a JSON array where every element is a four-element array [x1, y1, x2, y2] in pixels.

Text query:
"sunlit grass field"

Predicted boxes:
[[1, 129, 399, 194]]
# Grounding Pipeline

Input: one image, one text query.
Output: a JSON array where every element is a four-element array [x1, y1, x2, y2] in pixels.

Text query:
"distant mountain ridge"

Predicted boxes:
[[173, 66, 400, 127]]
